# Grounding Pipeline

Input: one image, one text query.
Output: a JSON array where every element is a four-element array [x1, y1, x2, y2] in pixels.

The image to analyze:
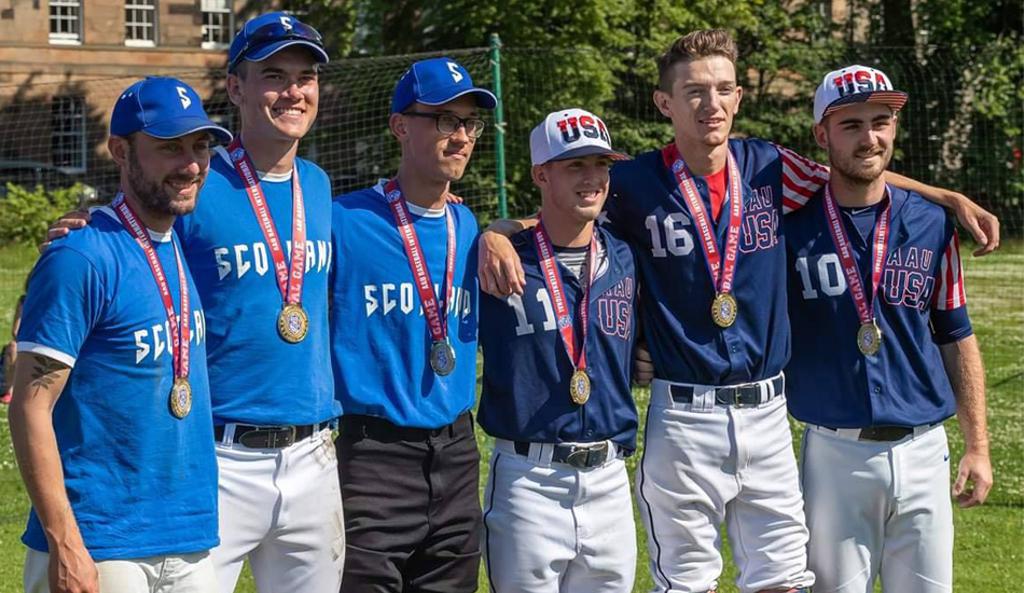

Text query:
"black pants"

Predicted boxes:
[[337, 412, 481, 593]]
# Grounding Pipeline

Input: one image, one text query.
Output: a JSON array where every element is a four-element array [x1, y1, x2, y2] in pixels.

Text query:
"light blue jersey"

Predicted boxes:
[[177, 148, 337, 426], [18, 207, 217, 560], [331, 183, 478, 429]]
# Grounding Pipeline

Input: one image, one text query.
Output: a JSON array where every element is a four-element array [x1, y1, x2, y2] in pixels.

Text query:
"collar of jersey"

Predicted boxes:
[[214, 146, 293, 182], [373, 179, 446, 218], [95, 206, 173, 243]]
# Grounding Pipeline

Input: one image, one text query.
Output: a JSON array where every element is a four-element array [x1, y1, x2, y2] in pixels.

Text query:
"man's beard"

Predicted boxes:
[[830, 144, 892, 185], [125, 146, 202, 217]]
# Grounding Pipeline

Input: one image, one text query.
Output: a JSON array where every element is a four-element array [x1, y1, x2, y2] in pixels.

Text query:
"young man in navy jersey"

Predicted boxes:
[[329, 57, 493, 592], [41, 13, 345, 593], [10, 77, 227, 593], [786, 65, 992, 593], [479, 29, 1000, 593], [477, 108, 639, 592]]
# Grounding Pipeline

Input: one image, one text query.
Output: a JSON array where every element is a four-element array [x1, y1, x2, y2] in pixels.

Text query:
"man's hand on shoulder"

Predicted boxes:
[[478, 220, 532, 297], [39, 210, 92, 254]]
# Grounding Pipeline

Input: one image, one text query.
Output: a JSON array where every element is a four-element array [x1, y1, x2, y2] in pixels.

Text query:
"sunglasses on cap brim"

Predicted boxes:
[[229, 19, 324, 72]]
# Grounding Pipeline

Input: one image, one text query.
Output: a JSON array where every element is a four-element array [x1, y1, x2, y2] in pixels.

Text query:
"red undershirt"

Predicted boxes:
[[705, 165, 728, 222]]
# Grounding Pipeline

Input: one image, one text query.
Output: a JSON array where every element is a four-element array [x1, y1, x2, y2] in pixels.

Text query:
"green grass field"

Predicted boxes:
[[0, 242, 1019, 591]]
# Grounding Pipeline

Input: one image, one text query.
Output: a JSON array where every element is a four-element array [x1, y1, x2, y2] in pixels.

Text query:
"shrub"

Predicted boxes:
[[0, 183, 86, 246]]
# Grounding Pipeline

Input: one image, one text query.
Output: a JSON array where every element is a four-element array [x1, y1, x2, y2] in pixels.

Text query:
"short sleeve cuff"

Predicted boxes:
[[17, 342, 77, 368]]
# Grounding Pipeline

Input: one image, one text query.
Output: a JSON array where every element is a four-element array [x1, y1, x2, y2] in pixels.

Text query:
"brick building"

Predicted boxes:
[[0, 0, 259, 187]]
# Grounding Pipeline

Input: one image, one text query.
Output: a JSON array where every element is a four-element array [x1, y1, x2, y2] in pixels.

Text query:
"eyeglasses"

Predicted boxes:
[[229, 19, 324, 72], [402, 111, 486, 139]]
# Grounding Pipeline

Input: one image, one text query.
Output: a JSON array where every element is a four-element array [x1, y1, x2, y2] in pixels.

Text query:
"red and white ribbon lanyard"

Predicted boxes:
[[823, 184, 891, 327], [533, 220, 598, 376], [383, 178, 456, 345], [660, 143, 743, 296], [112, 192, 190, 381], [227, 139, 306, 307]]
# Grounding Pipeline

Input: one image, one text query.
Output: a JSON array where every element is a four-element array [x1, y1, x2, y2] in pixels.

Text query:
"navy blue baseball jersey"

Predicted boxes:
[[785, 186, 971, 427], [176, 147, 337, 426], [605, 139, 828, 385], [18, 207, 217, 560], [330, 182, 478, 429], [477, 226, 639, 450]]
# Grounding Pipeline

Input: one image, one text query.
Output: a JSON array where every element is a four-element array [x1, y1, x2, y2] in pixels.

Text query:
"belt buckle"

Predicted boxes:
[[731, 386, 759, 409], [245, 425, 296, 449], [566, 443, 608, 469], [272, 426, 298, 448]]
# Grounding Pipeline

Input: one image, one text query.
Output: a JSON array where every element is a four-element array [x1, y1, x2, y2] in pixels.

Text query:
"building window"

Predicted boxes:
[[202, 0, 233, 49], [125, 0, 157, 47], [49, 0, 82, 44], [51, 96, 87, 173]]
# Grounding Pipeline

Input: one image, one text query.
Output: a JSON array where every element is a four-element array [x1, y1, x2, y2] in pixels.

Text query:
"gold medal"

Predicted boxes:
[[278, 303, 309, 343], [169, 378, 192, 419], [569, 369, 591, 405], [429, 340, 456, 376], [857, 321, 882, 356], [711, 293, 738, 328]]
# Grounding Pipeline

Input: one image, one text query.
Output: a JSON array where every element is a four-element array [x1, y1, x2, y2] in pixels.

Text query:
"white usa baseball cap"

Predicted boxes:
[[530, 108, 630, 166], [813, 65, 908, 124]]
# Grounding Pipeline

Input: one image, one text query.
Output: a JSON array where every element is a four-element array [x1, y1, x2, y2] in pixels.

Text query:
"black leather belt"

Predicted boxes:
[[829, 425, 915, 442], [214, 423, 325, 449], [670, 375, 784, 408], [340, 412, 473, 443], [514, 441, 612, 469]]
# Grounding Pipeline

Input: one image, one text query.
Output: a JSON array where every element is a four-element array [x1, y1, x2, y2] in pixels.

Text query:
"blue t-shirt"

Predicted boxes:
[[785, 187, 972, 427], [330, 183, 478, 429], [177, 147, 337, 426], [18, 207, 217, 560], [606, 139, 828, 385], [477, 226, 640, 450]]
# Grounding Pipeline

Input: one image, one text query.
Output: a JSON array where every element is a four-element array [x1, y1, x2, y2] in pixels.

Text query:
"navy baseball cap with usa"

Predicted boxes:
[[813, 64, 908, 124], [227, 12, 328, 73], [110, 77, 232, 143], [391, 57, 497, 114]]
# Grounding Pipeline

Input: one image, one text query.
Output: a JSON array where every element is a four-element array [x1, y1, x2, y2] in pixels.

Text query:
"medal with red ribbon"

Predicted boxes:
[[533, 220, 598, 405], [822, 184, 891, 356], [112, 192, 192, 419], [383, 179, 457, 376], [227, 139, 308, 343], [661, 143, 744, 328]]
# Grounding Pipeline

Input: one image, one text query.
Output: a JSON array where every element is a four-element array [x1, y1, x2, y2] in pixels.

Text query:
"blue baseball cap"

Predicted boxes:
[[228, 12, 328, 73], [110, 77, 232, 143], [391, 57, 497, 114]]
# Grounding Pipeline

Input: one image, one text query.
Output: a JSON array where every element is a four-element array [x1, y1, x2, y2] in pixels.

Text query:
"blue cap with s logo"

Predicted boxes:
[[391, 57, 497, 114], [228, 12, 328, 73], [110, 77, 232, 143]]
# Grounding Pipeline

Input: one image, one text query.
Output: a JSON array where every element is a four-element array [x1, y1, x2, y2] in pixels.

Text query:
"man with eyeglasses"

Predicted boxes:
[[329, 57, 494, 592]]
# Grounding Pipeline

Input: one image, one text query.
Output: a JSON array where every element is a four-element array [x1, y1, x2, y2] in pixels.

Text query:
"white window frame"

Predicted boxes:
[[48, 0, 82, 45], [201, 0, 233, 50], [51, 96, 87, 174], [124, 0, 158, 47]]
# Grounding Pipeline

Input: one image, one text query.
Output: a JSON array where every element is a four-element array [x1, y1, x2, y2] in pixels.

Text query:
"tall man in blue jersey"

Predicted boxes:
[[786, 65, 992, 593], [38, 12, 344, 592], [9, 77, 228, 593], [478, 29, 1000, 593], [477, 108, 639, 592], [330, 57, 493, 592]]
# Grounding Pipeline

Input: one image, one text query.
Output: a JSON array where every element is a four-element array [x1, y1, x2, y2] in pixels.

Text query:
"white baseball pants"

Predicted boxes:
[[802, 424, 953, 593], [211, 427, 345, 593], [482, 439, 637, 593], [24, 549, 217, 593], [637, 378, 814, 593]]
